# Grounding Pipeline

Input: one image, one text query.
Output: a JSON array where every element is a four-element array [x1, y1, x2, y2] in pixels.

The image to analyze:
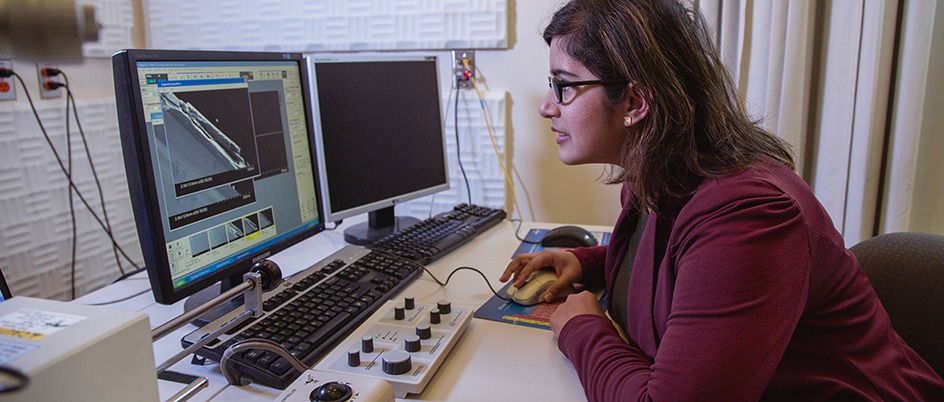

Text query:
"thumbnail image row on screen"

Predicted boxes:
[[187, 207, 275, 259]]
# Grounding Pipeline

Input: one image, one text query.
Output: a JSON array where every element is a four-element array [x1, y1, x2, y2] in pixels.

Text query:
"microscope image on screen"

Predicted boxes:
[[152, 81, 293, 232], [159, 88, 259, 198]]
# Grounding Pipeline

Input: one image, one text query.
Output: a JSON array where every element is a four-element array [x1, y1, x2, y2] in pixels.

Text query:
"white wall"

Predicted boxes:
[[477, 0, 623, 226]]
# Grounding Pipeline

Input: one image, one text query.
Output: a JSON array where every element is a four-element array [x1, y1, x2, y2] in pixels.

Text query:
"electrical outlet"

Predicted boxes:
[[0, 60, 15, 101], [452, 49, 475, 89], [37, 63, 62, 98]]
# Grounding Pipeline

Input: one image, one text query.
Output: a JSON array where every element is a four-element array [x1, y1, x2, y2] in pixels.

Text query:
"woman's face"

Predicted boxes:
[[539, 37, 628, 166]]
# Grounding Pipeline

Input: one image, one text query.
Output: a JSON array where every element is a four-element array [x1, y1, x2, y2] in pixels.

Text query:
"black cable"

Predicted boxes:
[[10, 72, 142, 273], [65, 78, 77, 299], [62, 73, 125, 275], [422, 265, 532, 305], [367, 248, 520, 305], [112, 266, 147, 283], [511, 218, 541, 244], [454, 86, 472, 205], [0, 366, 29, 393]]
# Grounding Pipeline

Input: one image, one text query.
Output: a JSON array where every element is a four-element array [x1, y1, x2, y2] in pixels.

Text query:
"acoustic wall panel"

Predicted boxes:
[[396, 90, 507, 219], [0, 98, 143, 301], [2, 90, 506, 300], [144, 0, 508, 51]]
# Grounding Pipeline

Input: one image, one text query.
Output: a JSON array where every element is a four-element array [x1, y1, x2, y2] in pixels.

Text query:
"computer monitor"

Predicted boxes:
[[0, 267, 11, 301], [308, 54, 449, 245], [112, 50, 325, 310]]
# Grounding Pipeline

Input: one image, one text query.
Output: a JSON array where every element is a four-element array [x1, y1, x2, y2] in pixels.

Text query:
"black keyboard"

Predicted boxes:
[[369, 203, 506, 265], [180, 246, 422, 389]]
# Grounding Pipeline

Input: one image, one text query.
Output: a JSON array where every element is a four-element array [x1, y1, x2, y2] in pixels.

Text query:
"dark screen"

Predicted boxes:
[[314, 60, 447, 213]]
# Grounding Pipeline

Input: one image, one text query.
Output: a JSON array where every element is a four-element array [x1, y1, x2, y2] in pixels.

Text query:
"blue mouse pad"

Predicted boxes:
[[473, 229, 610, 330]]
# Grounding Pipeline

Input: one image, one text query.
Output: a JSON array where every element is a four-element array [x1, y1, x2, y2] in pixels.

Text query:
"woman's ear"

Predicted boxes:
[[622, 82, 650, 127]]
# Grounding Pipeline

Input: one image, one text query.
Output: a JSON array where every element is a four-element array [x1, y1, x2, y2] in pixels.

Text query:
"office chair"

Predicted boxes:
[[849, 232, 944, 378]]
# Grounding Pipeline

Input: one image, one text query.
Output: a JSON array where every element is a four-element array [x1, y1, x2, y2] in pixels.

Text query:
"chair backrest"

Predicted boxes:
[[849, 232, 944, 378]]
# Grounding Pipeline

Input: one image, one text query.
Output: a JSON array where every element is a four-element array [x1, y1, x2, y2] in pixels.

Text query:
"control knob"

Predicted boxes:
[[436, 300, 451, 314], [394, 303, 405, 320], [361, 335, 374, 353], [382, 351, 412, 375], [347, 349, 360, 367], [416, 323, 431, 339], [405, 335, 421, 352]]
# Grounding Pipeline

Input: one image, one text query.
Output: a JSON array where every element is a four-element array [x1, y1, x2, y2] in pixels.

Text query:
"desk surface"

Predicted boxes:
[[75, 218, 610, 402]]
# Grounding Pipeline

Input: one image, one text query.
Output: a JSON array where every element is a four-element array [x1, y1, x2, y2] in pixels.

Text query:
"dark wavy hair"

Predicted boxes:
[[544, 0, 794, 211]]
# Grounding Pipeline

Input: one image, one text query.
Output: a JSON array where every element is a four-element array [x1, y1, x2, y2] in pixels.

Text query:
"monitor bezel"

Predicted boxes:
[[113, 49, 326, 305], [306, 54, 450, 225]]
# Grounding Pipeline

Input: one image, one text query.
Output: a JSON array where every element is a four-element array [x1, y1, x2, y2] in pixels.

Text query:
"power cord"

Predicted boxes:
[[7, 70, 143, 287], [60, 71, 126, 276], [61, 72, 78, 299], [460, 58, 529, 223], [454, 84, 472, 205]]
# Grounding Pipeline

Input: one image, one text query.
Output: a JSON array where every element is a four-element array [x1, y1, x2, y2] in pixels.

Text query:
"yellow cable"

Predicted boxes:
[[462, 59, 524, 221]]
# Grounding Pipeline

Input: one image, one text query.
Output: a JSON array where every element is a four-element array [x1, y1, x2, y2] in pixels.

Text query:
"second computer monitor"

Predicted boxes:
[[308, 54, 449, 245]]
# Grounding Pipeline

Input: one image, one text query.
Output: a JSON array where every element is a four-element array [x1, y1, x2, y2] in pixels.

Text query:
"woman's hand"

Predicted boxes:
[[549, 291, 606, 337], [500, 249, 583, 303]]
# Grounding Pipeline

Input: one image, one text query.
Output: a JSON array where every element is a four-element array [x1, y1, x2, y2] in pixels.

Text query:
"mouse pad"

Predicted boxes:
[[510, 228, 611, 258], [473, 229, 610, 331]]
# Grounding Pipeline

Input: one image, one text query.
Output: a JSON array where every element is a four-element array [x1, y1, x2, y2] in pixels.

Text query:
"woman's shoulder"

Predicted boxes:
[[696, 156, 813, 205], [679, 156, 833, 232]]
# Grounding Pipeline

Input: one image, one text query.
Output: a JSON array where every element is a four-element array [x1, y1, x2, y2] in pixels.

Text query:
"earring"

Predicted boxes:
[[624, 116, 633, 126]]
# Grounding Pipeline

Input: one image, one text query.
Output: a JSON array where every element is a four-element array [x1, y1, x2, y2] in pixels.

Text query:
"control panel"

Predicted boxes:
[[313, 297, 473, 398]]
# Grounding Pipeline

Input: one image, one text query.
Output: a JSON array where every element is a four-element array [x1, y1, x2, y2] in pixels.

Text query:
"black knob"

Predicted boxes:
[[416, 323, 431, 339], [405, 334, 421, 352], [382, 351, 412, 375], [429, 309, 441, 324], [361, 335, 374, 353], [250, 259, 282, 291], [348, 349, 360, 367], [437, 300, 451, 314], [404, 297, 415, 310], [394, 303, 405, 320], [310, 381, 352, 402]]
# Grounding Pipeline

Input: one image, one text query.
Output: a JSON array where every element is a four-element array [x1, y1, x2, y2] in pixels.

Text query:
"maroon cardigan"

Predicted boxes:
[[563, 158, 944, 401]]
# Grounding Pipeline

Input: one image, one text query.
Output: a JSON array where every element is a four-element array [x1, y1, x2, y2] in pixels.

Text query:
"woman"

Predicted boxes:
[[500, 0, 944, 401]]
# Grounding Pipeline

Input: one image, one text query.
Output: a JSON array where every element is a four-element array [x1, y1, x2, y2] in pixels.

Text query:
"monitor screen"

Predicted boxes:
[[308, 54, 448, 244], [0, 267, 11, 301], [113, 50, 325, 305]]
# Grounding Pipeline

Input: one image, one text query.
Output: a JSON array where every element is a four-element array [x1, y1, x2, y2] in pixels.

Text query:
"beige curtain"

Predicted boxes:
[[696, 0, 944, 244]]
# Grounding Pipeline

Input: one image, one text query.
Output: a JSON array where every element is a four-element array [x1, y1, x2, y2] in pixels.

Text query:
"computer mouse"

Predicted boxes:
[[540, 225, 598, 248], [506, 270, 575, 306]]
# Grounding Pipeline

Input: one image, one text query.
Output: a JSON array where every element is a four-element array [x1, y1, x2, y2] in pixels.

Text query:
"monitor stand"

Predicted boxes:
[[183, 275, 245, 327], [343, 206, 419, 245]]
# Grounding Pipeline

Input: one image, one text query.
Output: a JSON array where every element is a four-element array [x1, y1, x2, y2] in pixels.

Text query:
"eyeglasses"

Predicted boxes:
[[548, 76, 625, 103]]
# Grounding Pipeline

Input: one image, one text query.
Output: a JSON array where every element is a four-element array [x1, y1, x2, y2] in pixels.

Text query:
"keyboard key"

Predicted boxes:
[[269, 358, 291, 375]]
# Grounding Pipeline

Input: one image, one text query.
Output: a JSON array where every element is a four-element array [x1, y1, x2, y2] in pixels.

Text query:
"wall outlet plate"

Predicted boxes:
[[37, 63, 62, 98], [452, 49, 474, 89], [0, 60, 15, 101]]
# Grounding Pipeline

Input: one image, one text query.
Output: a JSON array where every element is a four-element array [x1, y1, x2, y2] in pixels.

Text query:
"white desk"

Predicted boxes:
[[74, 218, 609, 402]]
